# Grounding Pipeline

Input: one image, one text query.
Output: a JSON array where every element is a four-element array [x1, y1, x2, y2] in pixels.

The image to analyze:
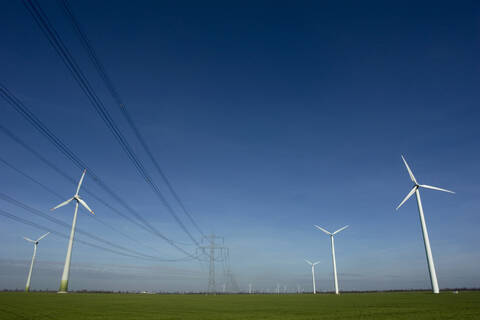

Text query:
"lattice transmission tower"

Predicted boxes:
[[197, 233, 227, 293]]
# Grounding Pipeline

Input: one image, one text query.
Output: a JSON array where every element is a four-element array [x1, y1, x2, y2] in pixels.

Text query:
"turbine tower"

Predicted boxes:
[[23, 232, 49, 292], [396, 155, 454, 294], [304, 259, 320, 294], [314, 224, 349, 294], [51, 169, 94, 293]]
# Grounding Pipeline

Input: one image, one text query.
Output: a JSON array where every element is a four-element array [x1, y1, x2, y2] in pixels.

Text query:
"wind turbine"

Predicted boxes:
[[51, 169, 94, 293], [304, 259, 320, 294], [23, 232, 49, 292], [396, 155, 454, 294], [314, 225, 349, 294]]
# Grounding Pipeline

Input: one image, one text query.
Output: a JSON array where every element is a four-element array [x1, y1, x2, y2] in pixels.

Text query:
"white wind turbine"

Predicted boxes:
[[314, 225, 349, 295], [51, 169, 94, 293], [396, 155, 454, 294], [304, 259, 320, 294], [23, 232, 49, 292]]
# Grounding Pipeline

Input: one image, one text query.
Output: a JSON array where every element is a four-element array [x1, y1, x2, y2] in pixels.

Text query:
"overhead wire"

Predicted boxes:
[[0, 155, 167, 255], [23, 0, 201, 246], [0, 123, 152, 235], [59, 0, 205, 239], [0, 156, 64, 199], [0, 192, 193, 262], [0, 122, 166, 244], [0, 208, 163, 261], [0, 87, 197, 259]]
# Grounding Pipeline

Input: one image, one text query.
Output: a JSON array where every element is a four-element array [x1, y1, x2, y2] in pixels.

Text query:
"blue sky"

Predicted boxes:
[[0, 0, 479, 292]]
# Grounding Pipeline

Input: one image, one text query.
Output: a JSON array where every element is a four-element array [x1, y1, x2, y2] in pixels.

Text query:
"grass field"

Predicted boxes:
[[0, 291, 479, 319]]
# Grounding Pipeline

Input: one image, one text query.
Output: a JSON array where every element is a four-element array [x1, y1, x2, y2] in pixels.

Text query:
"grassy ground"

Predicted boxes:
[[0, 291, 479, 320]]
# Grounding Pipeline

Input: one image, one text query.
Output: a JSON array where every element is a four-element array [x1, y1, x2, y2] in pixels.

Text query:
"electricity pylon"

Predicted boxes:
[[197, 233, 227, 294]]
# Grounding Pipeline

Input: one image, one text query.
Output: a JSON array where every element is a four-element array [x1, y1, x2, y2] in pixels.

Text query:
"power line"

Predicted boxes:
[[0, 156, 64, 199], [59, 0, 205, 239], [0, 208, 160, 261], [0, 123, 149, 236], [0, 123, 165, 245], [0, 155, 163, 254], [0, 87, 197, 259], [0, 192, 192, 262], [23, 0, 201, 246]]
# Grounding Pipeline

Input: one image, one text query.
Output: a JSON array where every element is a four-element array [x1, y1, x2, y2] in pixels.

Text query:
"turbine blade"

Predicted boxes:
[[419, 184, 455, 194], [333, 225, 349, 235], [396, 186, 417, 210], [36, 232, 50, 242], [51, 197, 74, 211], [401, 155, 417, 184], [77, 198, 94, 215], [304, 259, 313, 265], [313, 261, 321, 266], [314, 225, 332, 235], [75, 169, 86, 195], [23, 237, 35, 243]]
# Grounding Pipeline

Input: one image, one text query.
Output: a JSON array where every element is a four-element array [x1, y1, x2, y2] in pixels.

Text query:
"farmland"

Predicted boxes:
[[0, 291, 479, 320]]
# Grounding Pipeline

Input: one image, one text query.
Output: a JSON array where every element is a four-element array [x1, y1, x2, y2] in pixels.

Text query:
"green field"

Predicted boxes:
[[0, 291, 479, 319]]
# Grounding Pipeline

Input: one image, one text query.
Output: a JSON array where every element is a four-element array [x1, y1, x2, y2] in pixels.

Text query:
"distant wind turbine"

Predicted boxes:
[[396, 155, 454, 294], [23, 232, 49, 292], [304, 259, 320, 294], [314, 225, 349, 294], [51, 169, 94, 293]]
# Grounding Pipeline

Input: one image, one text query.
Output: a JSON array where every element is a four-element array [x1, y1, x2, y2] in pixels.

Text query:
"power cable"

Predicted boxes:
[[59, 0, 205, 238], [0, 155, 165, 255], [0, 87, 197, 259], [23, 0, 201, 246], [0, 192, 193, 262], [0, 208, 161, 261]]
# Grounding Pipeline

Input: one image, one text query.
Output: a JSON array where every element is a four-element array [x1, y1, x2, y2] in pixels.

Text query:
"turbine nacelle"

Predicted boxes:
[[50, 169, 94, 215], [396, 155, 454, 210], [23, 232, 49, 246], [304, 259, 320, 266], [314, 225, 349, 236]]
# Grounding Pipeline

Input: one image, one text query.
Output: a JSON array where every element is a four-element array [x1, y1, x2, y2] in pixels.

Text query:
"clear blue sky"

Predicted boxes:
[[0, 0, 479, 292]]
